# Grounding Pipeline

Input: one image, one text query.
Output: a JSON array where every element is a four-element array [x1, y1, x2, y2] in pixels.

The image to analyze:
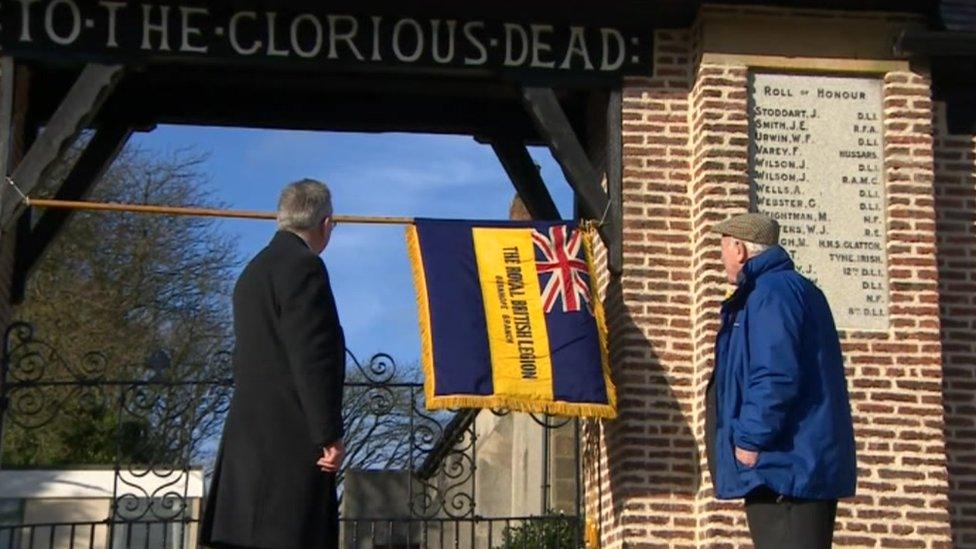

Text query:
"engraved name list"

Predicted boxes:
[[749, 73, 889, 330]]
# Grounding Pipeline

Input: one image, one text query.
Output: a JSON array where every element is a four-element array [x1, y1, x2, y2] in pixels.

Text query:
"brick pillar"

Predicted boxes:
[[677, 65, 953, 549], [585, 9, 961, 548], [687, 62, 751, 546]]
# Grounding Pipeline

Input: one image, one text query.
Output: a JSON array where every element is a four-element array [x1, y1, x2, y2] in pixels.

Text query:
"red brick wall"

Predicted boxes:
[[933, 106, 976, 548]]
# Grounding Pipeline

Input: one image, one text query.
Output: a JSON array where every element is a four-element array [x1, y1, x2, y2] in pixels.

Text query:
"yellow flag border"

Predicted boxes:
[[407, 224, 617, 419], [580, 223, 617, 419]]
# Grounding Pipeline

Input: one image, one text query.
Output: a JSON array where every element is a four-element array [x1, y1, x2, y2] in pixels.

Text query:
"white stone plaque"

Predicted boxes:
[[749, 73, 888, 330]]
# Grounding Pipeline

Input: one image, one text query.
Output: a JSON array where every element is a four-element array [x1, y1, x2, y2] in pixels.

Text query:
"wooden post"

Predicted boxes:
[[0, 58, 30, 337]]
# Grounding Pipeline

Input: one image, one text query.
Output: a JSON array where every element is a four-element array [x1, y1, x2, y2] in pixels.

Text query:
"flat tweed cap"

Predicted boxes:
[[711, 213, 780, 246]]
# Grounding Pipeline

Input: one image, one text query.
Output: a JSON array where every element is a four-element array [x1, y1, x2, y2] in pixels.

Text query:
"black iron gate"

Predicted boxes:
[[0, 323, 582, 548]]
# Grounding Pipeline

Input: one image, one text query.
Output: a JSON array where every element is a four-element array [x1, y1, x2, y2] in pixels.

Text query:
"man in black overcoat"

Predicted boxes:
[[202, 179, 346, 549]]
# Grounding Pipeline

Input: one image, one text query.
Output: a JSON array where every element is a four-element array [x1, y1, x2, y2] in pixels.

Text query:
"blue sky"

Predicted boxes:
[[130, 127, 574, 369]]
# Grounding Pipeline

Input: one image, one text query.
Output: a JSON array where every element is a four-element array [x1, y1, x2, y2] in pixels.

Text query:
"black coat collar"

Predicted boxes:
[[272, 230, 310, 251]]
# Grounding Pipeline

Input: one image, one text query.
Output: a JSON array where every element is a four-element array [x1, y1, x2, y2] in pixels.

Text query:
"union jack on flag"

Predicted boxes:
[[532, 226, 592, 314]]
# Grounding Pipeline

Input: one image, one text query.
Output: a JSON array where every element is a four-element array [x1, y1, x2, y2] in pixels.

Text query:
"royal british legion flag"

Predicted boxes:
[[407, 219, 616, 418]]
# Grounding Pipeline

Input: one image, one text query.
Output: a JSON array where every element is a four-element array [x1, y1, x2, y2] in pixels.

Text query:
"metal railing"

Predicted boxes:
[[0, 323, 585, 548], [0, 516, 582, 548]]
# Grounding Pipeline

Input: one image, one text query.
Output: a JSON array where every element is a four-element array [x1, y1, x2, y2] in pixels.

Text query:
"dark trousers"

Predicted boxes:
[[745, 487, 838, 549]]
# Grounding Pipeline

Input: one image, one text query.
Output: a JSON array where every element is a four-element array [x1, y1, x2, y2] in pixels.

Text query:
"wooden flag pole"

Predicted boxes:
[[24, 198, 416, 226]]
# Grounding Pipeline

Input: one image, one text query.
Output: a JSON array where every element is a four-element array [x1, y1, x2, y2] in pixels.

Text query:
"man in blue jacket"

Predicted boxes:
[[705, 213, 856, 548]]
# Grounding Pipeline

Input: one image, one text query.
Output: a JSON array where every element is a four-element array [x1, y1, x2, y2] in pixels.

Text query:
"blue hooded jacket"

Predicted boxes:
[[708, 246, 857, 500]]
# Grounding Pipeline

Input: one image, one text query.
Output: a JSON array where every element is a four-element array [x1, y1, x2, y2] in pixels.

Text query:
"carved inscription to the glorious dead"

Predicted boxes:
[[749, 73, 888, 330]]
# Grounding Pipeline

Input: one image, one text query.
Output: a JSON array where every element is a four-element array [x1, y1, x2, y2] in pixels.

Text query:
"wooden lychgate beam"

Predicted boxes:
[[606, 89, 623, 276], [0, 58, 17, 180], [1, 63, 123, 230], [11, 123, 133, 301], [520, 86, 621, 274], [489, 139, 561, 221]]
